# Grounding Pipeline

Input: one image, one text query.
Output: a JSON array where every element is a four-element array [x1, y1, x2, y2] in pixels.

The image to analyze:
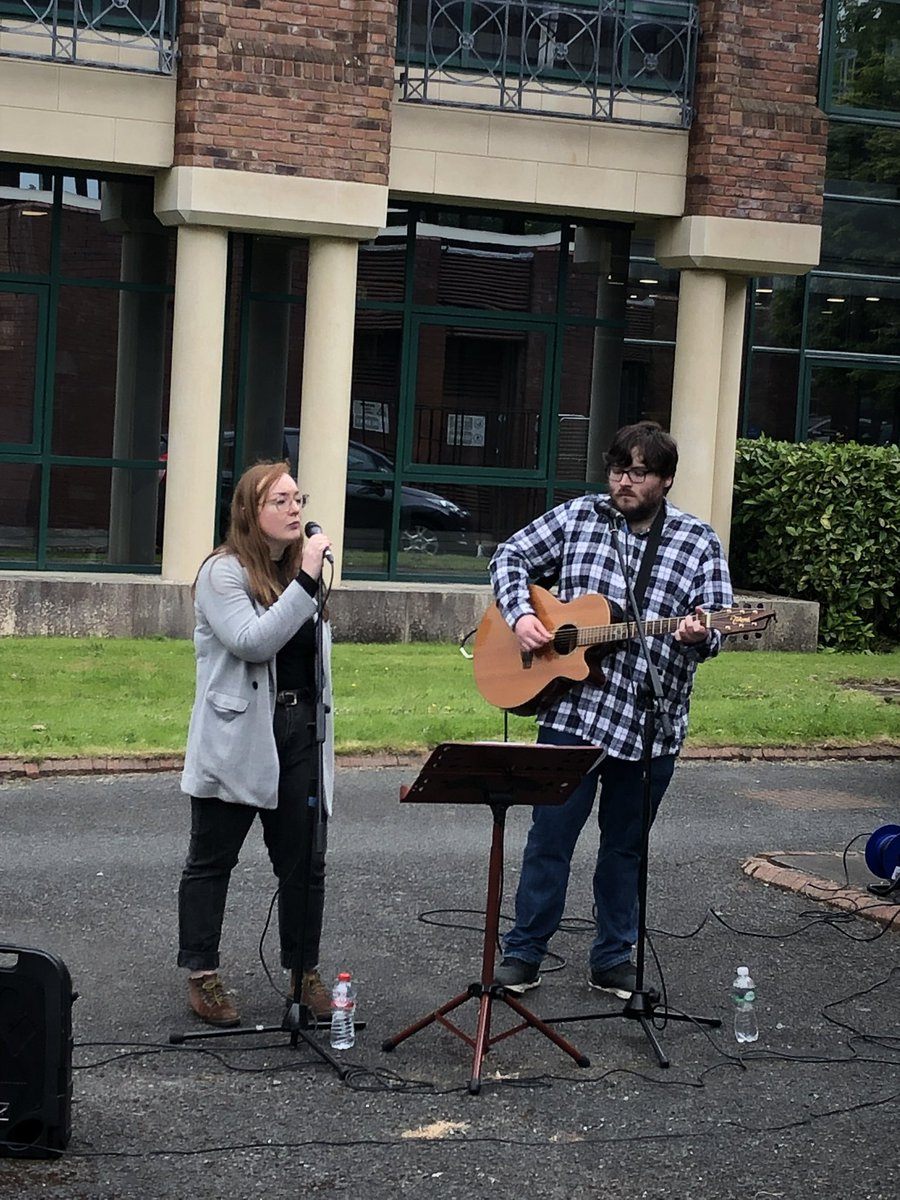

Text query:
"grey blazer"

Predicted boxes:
[[181, 553, 335, 812]]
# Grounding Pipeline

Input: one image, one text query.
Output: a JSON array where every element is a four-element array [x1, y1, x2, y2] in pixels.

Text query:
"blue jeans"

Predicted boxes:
[[178, 698, 327, 973], [502, 725, 676, 972]]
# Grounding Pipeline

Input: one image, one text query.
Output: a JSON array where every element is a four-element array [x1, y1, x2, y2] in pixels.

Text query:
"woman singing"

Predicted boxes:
[[177, 461, 334, 1027]]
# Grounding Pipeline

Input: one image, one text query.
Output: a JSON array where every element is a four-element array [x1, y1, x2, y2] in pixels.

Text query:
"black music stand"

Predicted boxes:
[[381, 741, 602, 1094]]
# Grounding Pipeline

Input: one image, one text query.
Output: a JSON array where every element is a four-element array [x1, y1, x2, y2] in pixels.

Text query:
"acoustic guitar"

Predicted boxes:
[[473, 585, 776, 713]]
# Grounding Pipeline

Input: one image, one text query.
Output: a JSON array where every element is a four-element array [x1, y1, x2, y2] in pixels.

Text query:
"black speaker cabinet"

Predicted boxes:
[[0, 945, 74, 1158]]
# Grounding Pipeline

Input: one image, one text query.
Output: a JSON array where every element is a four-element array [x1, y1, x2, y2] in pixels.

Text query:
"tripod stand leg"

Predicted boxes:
[[636, 1015, 668, 1067], [381, 990, 471, 1052], [501, 992, 590, 1068], [468, 990, 495, 1094], [169, 1016, 351, 1077]]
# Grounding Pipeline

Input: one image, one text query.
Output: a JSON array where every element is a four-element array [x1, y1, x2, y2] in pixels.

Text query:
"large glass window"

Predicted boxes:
[[819, 197, 900, 277], [411, 212, 563, 314], [806, 275, 900, 356], [0, 287, 43, 447], [748, 276, 805, 350], [805, 362, 899, 446], [0, 463, 40, 564], [216, 234, 308, 540], [0, 171, 53, 275], [744, 44, 900, 448], [0, 169, 175, 571], [823, 0, 900, 120], [826, 123, 900, 201], [620, 241, 678, 429], [411, 321, 549, 471], [743, 351, 802, 442], [342, 208, 640, 581]]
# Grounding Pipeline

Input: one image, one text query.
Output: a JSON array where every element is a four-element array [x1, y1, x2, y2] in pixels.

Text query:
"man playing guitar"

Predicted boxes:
[[489, 421, 733, 999]]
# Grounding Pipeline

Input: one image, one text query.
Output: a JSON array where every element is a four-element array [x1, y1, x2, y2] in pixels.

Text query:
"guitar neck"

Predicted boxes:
[[574, 615, 688, 646]]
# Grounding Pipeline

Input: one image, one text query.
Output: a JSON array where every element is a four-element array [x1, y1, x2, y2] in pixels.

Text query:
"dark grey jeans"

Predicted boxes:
[[177, 698, 327, 973]]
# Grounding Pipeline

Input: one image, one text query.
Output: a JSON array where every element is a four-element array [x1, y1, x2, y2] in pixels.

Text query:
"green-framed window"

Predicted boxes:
[[744, 91, 900, 446], [0, 168, 175, 572], [342, 207, 633, 581], [219, 210, 640, 584], [821, 0, 900, 122]]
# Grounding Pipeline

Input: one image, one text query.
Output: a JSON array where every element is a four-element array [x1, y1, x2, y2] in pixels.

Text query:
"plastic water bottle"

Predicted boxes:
[[330, 971, 356, 1050], [732, 966, 758, 1044]]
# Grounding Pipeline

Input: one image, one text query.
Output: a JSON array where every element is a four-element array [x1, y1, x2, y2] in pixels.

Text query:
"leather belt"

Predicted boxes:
[[276, 689, 307, 706]]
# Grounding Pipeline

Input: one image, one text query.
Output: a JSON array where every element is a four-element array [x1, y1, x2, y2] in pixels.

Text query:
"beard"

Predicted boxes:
[[612, 492, 664, 527]]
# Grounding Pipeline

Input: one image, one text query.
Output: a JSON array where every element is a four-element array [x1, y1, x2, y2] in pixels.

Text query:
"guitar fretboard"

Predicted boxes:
[[562, 616, 688, 647]]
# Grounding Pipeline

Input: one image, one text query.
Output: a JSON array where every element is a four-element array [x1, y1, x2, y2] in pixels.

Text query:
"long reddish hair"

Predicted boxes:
[[196, 460, 304, 607]]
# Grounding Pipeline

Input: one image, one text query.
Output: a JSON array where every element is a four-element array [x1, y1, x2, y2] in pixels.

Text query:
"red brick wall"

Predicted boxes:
[[686, 1, 828, 223], [174, 1, 397, 186]]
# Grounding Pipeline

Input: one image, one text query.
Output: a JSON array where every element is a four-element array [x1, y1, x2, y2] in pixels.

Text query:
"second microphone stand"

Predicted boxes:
[[547, 511, 720, 1067]]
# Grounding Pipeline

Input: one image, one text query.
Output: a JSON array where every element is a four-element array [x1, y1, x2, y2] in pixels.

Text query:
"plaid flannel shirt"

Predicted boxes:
[[489, 495, 733, 760]]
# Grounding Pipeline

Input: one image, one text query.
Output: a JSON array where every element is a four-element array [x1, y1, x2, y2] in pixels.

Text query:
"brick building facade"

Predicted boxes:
[[174, 0, 396, 183], [687, 0, 827, 223], [1, 0, 896, 620]]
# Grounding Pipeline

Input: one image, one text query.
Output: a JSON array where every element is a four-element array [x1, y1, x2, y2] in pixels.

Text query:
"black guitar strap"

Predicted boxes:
[[629, 503, 666, 616]]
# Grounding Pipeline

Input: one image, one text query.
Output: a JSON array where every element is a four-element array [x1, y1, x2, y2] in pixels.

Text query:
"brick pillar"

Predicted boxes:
[[687, 1, 828, 224], [174, 0, 397, 184]]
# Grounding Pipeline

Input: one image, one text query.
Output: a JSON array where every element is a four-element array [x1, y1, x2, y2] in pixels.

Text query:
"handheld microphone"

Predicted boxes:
[[304, 520, 334, 563]]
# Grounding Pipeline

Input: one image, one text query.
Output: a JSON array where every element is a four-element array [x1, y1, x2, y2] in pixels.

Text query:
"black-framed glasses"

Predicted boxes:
[[607, 466, 653, 483]]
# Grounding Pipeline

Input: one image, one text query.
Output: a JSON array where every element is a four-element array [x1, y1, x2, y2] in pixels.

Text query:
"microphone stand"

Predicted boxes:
[[546, 509, 720, 1067], [171, 567, 361, 1079], [277, 568, 351, 1073]]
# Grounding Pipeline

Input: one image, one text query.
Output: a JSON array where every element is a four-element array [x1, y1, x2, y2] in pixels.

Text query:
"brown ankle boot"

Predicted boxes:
[[188, 973, 240, 1027], [289, 969, 332, 1022]]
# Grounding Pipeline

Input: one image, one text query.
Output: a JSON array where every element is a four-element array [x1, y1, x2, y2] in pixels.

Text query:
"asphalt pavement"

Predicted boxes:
[[1, 757, 898, 1199]]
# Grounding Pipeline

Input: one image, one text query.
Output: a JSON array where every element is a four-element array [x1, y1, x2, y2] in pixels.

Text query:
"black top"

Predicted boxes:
[[275, 570, 318, 695]]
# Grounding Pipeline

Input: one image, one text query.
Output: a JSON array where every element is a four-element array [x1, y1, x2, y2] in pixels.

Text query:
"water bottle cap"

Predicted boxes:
[[337, 971, 352, 981], [737, 966, 749, 976]]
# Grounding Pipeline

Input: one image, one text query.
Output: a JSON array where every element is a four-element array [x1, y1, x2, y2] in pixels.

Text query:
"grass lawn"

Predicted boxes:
[[0, 638, 898, 759]]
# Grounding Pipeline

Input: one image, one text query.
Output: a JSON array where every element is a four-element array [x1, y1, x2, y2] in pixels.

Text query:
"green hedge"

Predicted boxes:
[[729, 438, 900, 651]]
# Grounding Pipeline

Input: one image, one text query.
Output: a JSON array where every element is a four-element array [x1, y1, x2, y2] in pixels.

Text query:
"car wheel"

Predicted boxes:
[[400, 524, 440, 555]]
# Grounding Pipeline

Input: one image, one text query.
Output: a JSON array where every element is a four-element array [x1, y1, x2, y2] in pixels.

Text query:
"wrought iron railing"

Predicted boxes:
[[0, 1, 176, 74], [397, 0, 699, 126]]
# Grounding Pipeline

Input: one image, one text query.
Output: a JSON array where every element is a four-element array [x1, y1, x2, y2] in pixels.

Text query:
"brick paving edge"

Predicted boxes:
[[743, 854, 900, 930], [1, 742, 898, 781]]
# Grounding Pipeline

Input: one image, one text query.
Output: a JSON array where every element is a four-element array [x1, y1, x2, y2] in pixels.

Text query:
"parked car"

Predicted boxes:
[[159, 431, 472, 555], [807, 416, 895, 445], [320, 435, 472, 555]]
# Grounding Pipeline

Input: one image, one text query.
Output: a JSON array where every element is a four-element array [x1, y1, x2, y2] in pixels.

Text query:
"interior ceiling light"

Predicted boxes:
[[20, 208, 49, 217], [755, 287, 773, 294], [825, 297, 846, 303], [638, 278, 658, 285], [865, 296, 880, 302]]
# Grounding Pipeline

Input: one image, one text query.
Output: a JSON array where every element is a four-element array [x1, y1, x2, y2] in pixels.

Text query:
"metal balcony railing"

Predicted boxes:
[[397, 0, 699, 126], [0, 1, 176, 74]]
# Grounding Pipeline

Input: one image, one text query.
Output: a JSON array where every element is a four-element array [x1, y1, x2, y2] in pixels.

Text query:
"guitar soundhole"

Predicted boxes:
[[553, 625, 578, 655]]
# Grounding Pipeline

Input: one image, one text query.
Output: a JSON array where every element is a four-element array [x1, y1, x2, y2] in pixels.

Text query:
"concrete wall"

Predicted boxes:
[[0, 575, 819, 651]]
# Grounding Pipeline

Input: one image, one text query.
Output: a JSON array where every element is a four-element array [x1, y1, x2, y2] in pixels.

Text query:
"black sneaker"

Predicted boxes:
[[493, 956, 541, 993], [588, 962, 636, 1000]]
